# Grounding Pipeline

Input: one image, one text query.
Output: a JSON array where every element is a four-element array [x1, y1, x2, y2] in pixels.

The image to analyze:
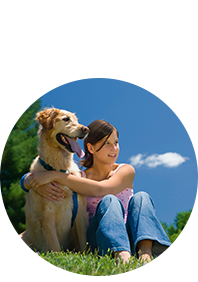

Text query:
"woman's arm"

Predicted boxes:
[[27, 164, 135, 197], [22, 173, 66, 202]]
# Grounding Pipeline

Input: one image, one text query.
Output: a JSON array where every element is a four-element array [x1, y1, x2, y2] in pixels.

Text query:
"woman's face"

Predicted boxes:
[[88, 130, 119, 165]]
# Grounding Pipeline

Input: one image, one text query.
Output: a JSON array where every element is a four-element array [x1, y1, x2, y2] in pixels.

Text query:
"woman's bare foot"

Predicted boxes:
[[139, 253, 151, 263], [115, 251, 131, 264], [137, 239, 153, 263]]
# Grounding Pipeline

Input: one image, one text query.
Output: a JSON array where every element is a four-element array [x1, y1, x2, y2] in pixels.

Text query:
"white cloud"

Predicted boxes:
[[129, 152, 189, 168]]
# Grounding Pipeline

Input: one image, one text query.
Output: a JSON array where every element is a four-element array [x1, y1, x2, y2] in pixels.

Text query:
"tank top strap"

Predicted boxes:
[[81, 170, 86, 178], [113, 163, 126, 175]]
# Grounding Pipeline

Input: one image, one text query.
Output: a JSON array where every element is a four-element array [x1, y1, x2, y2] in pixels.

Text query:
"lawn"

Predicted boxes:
[[0, 250, 198, 277]]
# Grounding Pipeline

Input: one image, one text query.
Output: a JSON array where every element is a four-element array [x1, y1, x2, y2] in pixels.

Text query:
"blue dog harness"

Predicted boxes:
[[37, 157, 78, 228]]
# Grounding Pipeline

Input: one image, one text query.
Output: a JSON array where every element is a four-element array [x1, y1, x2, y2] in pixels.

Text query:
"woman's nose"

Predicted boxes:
[[111, 143, 118, 150]]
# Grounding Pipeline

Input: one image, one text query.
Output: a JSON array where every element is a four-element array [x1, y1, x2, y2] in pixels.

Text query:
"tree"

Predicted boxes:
[[166, 209, 198, 239], [0, 99, 42, 233], [190, 211, 198, 244], [175, 209, 196, 232], [163, 209, 198, 254], [170, 230, 197, 255]]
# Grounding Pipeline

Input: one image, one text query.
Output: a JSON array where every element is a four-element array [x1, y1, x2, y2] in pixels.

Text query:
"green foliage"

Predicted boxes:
[[170, 230, 197, 255], [190, 211, 198, 243], [162, 209, 198, 254], [167, 224, 178, 236], [0, 251, 198, 277], [1, 99, 42, 233], [175, 209, 196, 232]]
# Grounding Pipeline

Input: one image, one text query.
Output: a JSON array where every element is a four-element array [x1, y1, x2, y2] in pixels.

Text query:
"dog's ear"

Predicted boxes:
[[36, 108, 60, 130]]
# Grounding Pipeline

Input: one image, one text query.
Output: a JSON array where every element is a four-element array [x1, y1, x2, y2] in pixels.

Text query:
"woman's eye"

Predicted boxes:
[[63, 117, 70, 122], [105, 141, 118, 146]]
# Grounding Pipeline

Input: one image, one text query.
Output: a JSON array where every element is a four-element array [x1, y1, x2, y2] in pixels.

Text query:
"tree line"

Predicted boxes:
[[162, 209, 198, 254], [0, 100, 192, 242], [1, 99, 41, 232]]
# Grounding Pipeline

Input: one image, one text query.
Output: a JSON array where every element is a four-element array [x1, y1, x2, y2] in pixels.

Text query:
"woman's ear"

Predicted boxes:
[[87, 143, 94, 154]]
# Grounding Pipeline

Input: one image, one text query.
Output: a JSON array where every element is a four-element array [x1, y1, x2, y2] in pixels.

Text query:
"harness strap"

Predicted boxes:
[[71, 192, 78, 228], [39, 156, 77, 227]]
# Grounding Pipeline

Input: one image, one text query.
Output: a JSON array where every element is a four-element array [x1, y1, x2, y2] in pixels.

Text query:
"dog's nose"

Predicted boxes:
[[81, 126, 89, 134]]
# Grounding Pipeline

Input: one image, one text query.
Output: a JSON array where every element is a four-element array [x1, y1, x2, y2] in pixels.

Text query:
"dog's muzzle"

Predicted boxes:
[[56, 127, 89, 158]]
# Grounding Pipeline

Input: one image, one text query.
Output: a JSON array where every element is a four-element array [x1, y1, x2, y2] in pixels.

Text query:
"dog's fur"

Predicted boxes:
[[20, 108, 89, 252]]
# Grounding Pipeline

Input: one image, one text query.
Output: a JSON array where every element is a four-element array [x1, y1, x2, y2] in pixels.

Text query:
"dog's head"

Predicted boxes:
[[36, 108, 89, 158]]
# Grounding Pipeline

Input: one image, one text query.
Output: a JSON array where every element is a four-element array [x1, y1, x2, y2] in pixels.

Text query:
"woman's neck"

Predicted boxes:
[[89, 162, 117, 181]]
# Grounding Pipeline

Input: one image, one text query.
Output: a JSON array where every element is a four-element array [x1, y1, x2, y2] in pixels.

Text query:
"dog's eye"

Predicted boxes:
[[62, 117, 70, 122]]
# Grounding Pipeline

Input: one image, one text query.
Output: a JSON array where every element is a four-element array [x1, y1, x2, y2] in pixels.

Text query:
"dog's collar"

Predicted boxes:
[[39, 157, 77, 228], [39, 157, 70, 174]]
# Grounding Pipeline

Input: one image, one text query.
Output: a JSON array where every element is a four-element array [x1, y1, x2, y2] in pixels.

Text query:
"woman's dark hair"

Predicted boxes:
[[80, 120, 119, 168]]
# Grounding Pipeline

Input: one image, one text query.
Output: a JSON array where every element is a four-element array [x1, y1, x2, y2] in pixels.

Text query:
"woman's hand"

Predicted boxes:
[[23, 171, 66, 201], [28, 171, 57, 190], [35, 182, 65, 202]]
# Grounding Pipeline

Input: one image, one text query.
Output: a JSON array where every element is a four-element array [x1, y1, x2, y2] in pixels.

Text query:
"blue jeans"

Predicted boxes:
[[87, 192, 171, 257]]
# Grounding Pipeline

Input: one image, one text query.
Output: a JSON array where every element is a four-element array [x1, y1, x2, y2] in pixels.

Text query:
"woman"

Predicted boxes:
[[21, 120, 171, 263]]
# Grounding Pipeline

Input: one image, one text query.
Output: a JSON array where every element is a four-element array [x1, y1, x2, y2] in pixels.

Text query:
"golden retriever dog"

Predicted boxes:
[[20, 108, 89, 252]]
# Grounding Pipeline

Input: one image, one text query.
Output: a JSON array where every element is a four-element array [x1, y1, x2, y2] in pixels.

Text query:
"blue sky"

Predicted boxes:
[[41, 78, 197, 225]]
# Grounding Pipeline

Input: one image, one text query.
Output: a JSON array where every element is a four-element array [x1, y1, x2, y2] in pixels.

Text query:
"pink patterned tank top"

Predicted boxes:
[[82, 164, 133, 223]]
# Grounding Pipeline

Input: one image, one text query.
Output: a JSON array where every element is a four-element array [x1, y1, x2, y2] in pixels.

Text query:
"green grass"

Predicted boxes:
[[0, 250, 198, 277]]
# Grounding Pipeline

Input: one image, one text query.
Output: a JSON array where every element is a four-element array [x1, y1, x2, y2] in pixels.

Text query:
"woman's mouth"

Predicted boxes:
[[108, 153, 117, 158]]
